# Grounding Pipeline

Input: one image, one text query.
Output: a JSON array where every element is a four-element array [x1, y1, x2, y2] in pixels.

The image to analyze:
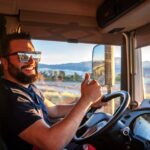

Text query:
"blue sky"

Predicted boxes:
[[32, 40, 96, 64], [141, 46, 150, 61], [32, 40, 149, 65]]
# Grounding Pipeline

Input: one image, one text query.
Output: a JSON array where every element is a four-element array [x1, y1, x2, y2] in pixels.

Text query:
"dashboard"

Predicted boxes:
[[133, 114, 150, 141], [117, 99, 150, 149]]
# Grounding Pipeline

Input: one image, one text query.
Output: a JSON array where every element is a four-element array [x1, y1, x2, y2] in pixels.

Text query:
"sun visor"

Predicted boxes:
[[136, 23, 150, 48]]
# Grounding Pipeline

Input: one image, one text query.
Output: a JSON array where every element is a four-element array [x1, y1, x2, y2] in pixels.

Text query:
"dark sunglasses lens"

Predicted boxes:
[[18, 53, 30, 62], [32, 53, 41, 62], [18, 52, 41, 63]]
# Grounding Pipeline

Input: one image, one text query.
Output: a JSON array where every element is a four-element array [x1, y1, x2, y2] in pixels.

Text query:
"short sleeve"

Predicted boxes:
[[9, 93, 42, 135]]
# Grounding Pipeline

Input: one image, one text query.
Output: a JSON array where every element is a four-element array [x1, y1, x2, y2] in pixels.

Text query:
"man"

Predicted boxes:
[[0, 32, 102, 150]]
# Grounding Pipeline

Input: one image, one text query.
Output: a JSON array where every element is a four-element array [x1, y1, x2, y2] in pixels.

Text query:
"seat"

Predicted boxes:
[[0, 79, 9, 150], [0, 136, 7, 150]]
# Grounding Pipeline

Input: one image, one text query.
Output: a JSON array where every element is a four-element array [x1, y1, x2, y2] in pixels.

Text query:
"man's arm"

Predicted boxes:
[[19, 73, 102, 150], [19, 98, 91, 150], [44, 98, 75, 118], [44, 96, 106, 118]]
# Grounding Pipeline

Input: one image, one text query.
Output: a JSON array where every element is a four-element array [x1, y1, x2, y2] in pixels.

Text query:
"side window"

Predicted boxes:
[[32, 40, 96, 105], [141, 46, 150, 99]]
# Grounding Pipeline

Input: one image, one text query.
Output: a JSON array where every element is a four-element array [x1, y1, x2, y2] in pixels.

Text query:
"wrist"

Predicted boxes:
[[78, 96, 93, 108]]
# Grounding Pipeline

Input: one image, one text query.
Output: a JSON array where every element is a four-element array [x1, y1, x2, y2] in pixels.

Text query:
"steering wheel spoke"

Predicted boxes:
[[85, 112, 110, 128]]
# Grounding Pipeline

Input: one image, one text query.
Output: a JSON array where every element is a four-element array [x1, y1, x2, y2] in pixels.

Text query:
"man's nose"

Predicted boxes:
[[28, 56, 35, 64]]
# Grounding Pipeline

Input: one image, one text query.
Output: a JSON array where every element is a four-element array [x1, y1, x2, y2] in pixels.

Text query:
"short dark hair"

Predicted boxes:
[[0, 32, 31, 57]]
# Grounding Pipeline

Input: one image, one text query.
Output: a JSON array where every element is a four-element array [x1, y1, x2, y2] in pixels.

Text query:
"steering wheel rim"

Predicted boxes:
[[74, 90, 130, 142]]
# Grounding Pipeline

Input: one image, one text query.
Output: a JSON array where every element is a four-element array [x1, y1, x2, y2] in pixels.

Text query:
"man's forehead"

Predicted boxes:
[[9, 39, 35, 52]]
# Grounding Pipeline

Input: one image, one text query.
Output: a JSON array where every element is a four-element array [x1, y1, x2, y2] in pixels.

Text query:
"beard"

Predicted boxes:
[[8, 62, 39, 84]]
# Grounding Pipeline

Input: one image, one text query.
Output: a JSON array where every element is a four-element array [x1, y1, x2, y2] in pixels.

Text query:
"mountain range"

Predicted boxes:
[[38, 58, 150, 72], [39, 61, 92, 72]]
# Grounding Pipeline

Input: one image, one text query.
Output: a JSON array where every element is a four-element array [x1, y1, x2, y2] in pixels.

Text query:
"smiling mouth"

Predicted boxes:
[[24, 67, 35, 71], [22, 66, 36, 72]]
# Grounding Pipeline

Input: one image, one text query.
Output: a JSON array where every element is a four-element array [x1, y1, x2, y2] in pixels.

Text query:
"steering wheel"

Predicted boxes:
[[74, 90, 130, 143]]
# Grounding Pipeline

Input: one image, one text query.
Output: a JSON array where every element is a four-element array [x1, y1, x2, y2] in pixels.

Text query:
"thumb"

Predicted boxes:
[[83, 73, 90, 85]]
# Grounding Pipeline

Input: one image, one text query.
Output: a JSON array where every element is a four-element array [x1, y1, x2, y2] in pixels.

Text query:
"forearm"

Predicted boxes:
[[47, 104, 75, 118]]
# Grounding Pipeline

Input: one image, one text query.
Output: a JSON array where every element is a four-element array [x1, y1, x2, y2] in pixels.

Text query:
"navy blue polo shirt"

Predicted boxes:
[[1, 79, 51, 150]]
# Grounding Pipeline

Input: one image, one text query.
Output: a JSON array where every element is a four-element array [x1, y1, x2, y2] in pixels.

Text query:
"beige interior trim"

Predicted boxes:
[[136, 23, 150, 48]]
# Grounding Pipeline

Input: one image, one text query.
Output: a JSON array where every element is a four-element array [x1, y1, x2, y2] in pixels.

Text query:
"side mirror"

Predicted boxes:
[[92, 45, 122, 114], [92, 45, 115, 87]]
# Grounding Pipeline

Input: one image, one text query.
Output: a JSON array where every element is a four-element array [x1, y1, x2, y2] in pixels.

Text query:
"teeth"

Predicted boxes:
[[25, 67, 34, 70]]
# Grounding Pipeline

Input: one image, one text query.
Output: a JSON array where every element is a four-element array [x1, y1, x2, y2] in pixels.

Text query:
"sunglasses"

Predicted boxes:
[[4, 51, 41, 63]]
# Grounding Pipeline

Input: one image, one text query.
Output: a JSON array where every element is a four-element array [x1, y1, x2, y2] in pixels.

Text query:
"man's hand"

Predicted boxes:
[[91, 99, 107, 109], [80, 73, 102, 106]]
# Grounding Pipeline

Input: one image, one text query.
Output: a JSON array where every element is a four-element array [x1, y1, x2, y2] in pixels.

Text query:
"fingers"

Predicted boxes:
[[82, 73, 101, 87], [82, 73, 90, 85], [89, 80, 101, 90], [89, 80, 99, 85]]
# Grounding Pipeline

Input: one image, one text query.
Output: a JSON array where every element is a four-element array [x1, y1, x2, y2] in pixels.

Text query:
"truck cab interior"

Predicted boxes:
[[0, 0, 150, 150]]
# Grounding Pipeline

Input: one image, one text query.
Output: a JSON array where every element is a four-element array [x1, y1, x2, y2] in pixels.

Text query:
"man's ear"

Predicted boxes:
[[0, 58, 8, 71]]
